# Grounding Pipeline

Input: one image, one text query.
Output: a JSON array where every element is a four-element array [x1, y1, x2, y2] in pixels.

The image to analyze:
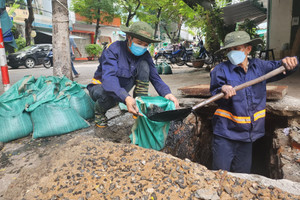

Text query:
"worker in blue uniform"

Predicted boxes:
[[210, 31, 298, 173], [87, 21, 179, 129]]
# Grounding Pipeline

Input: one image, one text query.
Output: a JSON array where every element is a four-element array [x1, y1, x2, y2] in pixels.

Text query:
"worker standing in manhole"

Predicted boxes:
[[210, 31, 298, 173], [87, 21, 179, 131]]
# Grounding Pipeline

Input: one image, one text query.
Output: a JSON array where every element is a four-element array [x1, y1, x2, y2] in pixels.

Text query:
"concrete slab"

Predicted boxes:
[[178, 84, 288, 100]]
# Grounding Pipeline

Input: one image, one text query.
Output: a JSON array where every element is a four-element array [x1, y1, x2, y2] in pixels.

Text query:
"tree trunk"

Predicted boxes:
[[125, 0, 141, 27], [25, 0, 34, 46], [154, 7, 162, 39], [52, 0, 72, 80], [125, 11, 132, 27], [205, 13, 220, 52], [162, 25, 176, 43], [94, 8, 101, 44], [177, 21, 182, 42]]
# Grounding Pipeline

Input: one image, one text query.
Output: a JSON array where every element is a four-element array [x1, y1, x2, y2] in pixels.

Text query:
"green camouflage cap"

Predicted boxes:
[[216, 31, 263, 53], [120, 21, 161, 43]]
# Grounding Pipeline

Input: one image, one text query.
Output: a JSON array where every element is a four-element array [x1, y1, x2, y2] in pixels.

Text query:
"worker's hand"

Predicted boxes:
[[282, 57, 298, 74], [164, 93, 180, 109], [221, 85, 236, 99], [125, 96, 143, 117]]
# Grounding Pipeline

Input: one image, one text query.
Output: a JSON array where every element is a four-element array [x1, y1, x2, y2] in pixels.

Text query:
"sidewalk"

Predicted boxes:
[[0, 61, 299, 99], [150, 65, 300, 99]]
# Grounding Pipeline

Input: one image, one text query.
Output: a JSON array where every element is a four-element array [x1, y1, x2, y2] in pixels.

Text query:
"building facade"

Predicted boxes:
[[9, 0, 122, 58], [268, 0, 300, 59]]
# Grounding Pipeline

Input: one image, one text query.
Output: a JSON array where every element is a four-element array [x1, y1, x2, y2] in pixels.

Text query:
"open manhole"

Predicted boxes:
[[95, 103, 300, 182], [162, 107, 300, 182]]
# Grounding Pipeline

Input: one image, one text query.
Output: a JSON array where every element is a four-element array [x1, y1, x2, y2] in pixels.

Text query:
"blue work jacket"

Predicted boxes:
[[88, 40, 171, 102], [210, 58, 296, 142]]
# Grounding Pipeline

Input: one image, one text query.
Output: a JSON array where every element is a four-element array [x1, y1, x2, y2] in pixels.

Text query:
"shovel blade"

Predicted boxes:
[[148, 107, 192, 122]]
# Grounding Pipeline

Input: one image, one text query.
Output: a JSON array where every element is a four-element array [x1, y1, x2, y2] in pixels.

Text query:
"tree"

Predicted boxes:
[[52, 0, 72, 79], [118, 0, 141, 27], [138, 0, 168, 39], [71, 0, 116, 44], [145, 0, 195, 43], [116, 0, 197, 43], [24, 0, 34, 46], [6, 0, 26, 9], [183, 0, 234, 53]]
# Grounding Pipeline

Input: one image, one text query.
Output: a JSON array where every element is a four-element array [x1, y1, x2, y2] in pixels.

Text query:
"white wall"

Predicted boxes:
[[180, 24, 196, 42], [36, 0, 75, 25], [74, 23, 121, 42], [269, 0, 293, 59]]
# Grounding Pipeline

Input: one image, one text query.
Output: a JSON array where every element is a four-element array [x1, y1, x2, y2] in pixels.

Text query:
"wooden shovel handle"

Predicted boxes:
[[192, 66, 286, 111]]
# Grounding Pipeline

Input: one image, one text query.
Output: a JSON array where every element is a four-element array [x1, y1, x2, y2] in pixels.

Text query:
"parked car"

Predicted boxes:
[[7, 44, 52, 69]]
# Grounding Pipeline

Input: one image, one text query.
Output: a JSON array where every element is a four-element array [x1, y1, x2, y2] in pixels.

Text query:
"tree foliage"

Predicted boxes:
[[115, 0, 197, 43], [137, 0, 196, 43], [183, 0, 234, 52], [238, 18, 262, 57], [117, 0, 142, 27], [71, 0, 117, 43], [71, 0, 235, 52], [6, 0, 26, 9]]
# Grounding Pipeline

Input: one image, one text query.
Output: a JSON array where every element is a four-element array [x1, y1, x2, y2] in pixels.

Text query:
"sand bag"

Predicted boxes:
[[0, 112, 33, 142], [0, 75, 36, 142], [69, 90, 95, 120], [31, 98, 90, 139]]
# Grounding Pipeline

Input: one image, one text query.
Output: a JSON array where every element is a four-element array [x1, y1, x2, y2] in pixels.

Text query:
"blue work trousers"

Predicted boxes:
[[212, 135, 252, 173], [71, 53, 79, 75]]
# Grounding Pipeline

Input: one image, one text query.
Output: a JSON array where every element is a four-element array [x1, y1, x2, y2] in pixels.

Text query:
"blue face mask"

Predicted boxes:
[[227, 50, 246, 65], [129, 42, 147, 56]]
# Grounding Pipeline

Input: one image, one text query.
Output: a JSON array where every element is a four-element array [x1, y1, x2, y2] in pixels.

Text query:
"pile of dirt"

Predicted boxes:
[[1, 133, 299, 200]]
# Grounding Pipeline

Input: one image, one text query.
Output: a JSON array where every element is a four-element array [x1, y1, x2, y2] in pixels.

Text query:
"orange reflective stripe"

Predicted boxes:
[[92, 78, 102, 85], [214, 109, 251, 124], [254, 109, 266, 121]]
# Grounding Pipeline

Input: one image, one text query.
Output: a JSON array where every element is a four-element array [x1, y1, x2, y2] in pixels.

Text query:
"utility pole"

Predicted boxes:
[[52, 0, 72, 79]]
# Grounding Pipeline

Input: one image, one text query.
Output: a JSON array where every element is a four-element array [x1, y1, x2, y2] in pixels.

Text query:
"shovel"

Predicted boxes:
[[148, 65, 286, 122]]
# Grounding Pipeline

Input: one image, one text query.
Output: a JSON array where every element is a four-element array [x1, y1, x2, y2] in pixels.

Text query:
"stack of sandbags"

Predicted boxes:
[[0, 75, 94, 142]]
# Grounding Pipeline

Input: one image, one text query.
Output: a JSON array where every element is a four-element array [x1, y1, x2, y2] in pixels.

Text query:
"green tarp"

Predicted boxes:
[[130, 96, 175, 150]]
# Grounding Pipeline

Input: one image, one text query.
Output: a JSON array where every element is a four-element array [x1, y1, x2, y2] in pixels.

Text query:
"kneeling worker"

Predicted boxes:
[[87, 21, 179, 129]]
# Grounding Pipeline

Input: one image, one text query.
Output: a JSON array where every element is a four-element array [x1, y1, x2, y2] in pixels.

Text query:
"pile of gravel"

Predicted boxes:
[[3, 134, 298, 200]]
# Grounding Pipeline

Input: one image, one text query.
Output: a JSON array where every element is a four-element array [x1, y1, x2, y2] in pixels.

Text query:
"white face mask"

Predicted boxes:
[[227, 50, 246, 65]]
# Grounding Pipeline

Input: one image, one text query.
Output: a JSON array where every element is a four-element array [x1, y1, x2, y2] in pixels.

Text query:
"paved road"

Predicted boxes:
[[1, 61, 299, 99], [0, 61, 98, 95], [0, 61, 208, 97]]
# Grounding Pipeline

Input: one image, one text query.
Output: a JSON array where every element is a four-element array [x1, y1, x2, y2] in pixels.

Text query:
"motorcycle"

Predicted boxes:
[[43, 49, 53, 68], [154, 45, 194, 67], [196, 42, 213, 65]]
